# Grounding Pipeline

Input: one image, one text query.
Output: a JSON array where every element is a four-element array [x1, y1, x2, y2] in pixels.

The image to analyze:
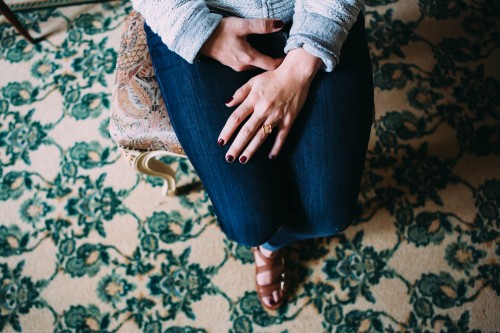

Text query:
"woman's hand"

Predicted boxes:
[[218, 48, 324, 163], [199, 16, 286, 71]]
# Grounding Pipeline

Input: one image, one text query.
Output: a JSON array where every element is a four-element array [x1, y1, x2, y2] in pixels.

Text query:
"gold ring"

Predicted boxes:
[[262, 123, 272, 134]]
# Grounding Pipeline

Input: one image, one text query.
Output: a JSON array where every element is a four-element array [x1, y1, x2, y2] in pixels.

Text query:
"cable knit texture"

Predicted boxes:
[[131, 0, 364, 72]]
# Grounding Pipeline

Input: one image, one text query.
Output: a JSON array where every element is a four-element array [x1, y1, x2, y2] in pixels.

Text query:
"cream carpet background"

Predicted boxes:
[[0, 0, 499, 332]]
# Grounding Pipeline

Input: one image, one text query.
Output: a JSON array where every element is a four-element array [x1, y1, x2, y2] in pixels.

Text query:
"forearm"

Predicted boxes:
[[131, 0, 222, 63]]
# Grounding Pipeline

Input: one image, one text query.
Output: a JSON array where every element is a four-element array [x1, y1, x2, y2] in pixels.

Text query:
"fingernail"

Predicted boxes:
[[218, 138, 225, 146], [273, 20, 284, 29], [226, 155, 234, 163], [268, 154, 275, 160], [239, 156, 247, 164], [225, 97, 233, 104]]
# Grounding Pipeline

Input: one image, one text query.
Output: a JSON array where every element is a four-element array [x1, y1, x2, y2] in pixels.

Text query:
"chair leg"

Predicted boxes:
[[121, 148, 182, 197], [0, 0, 37, 43]]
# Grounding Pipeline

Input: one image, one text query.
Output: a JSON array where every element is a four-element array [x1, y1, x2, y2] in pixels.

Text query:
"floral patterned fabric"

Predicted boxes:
[[0, 0, 499, 332], [110, 10, 185, 155]]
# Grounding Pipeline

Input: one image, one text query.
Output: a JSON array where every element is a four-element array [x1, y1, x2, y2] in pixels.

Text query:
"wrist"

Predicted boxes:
[[280, 47, 323, 82]]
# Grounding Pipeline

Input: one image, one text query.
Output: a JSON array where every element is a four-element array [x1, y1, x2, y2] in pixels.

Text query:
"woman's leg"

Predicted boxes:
[[144, 22, 296, 247], [260, 12, 375, 251]]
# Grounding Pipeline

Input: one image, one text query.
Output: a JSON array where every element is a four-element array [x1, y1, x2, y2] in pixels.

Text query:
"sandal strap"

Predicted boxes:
[[252, 246, 287, 298], [257, 280, 285, 295]]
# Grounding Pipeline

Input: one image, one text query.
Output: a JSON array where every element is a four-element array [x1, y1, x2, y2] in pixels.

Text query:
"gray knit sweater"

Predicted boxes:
[[131, 0, 364, 72]]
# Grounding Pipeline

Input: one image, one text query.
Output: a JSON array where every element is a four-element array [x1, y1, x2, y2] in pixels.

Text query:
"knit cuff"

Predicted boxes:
[[284, 12, 350, 72], [170, 8, 223, 64]]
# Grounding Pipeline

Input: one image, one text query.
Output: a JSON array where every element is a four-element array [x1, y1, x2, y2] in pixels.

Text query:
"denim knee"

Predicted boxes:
[[307, 195, 358, 238], [215, 211, 285, 247]]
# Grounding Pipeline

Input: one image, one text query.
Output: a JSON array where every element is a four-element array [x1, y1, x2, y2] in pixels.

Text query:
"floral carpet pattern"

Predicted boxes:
[[0, 0, 499, 332]]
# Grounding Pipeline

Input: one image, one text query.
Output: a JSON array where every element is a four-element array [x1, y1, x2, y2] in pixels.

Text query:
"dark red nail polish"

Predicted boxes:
[[218, 138, 224, 146], [273, 20, 284, 29], [240, 156, 247, 164], [225, 97, 233, 104], [268, 154, 275, 160], [226, 155, 234, 163]]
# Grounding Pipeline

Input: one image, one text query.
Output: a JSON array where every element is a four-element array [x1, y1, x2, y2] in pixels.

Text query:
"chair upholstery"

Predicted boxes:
[[109, 10, 187, 196], [110, 10, 186, 156]]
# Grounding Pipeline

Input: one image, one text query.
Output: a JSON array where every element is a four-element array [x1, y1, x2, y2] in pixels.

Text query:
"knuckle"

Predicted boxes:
[[242, 126, 253, 136], [230, 114, 241, 125]]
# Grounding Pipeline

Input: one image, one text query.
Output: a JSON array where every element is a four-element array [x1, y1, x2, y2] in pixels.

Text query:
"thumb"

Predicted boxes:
[[242, 18, 284, 35]]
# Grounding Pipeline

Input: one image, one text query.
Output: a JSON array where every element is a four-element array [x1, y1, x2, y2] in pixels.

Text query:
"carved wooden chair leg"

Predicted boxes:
[[0, 0, 37, 43], [121, 148, 186, 197]]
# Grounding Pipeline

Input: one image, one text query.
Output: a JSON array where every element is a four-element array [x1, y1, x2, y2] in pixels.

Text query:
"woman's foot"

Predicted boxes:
[[252, 245, 287, 309]]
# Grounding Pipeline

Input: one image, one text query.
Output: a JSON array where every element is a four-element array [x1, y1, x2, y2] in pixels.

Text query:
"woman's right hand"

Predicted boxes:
[[199, 17, 286, 72]]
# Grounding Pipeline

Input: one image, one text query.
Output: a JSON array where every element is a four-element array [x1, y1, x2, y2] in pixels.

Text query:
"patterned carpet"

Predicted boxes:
[[0, 0, 499, 332]]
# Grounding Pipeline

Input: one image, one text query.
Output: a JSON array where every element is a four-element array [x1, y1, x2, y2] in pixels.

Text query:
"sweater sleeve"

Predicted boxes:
[[131, 0, 223, 64], [283, 0, 364, 72]]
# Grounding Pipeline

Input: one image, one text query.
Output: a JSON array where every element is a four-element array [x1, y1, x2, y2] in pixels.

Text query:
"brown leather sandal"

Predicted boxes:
[[251, 246, 288, 310]]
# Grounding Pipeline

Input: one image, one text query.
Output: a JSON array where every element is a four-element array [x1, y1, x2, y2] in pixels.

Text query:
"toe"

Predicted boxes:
[[273, 290, 280, 303], [263, 296, 274, 307]]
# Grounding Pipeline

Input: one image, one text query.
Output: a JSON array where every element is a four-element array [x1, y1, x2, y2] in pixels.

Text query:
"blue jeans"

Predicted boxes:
[[144, 12, 374, 251]]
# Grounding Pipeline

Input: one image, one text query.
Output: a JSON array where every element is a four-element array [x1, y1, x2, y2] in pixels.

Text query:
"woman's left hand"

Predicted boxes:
[[218, 48, 323, 163]]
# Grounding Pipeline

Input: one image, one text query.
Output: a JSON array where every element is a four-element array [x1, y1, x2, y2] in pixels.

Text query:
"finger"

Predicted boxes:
[[238, 120, 275, 164], [239, 18, 284, 35], [245, 47, 283, 71], [218, 102, 253, 148], [268, 125, 290, 160], [225, 112, 266, 162], [225, 77, 254, 107]]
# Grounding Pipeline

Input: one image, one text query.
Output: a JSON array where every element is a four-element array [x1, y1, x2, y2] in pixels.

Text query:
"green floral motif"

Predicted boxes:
[[0, 171, 31, 201], [65, 174, 124, 236], [62, 304, 110, 332], [1, 81, 38, 106], [65, 243, 110, 278], [68, 141, 111, 169], [74, 13, 111, 35], [31, 58, 61, 80], [0, 261, 43, 332], [365, 9, 415, 61], [373, 63, 414, 90], [418, 0, 466, 19], [406, 212, 454, 246], [230, 241, 254, 264], [70, 92, 110, 120], [19, 196, 53, 227], [336, 309, 384, 333], [445, 241, 486, 272], [393, 143, 457, 206], [0, 0, 498, 331], [71, 38, 117, 87], [407, 83, 443, 111], [147, 247, 214, 321], [453, 65, 500, 120], [303, 281, 335, 312], [379, 111, 428, 142], [467, 125, 500, 156], [0, 225, 29, 257], [0, 109, 49, 166], [475, 179, 500, 223], [146, 211, 194, 244], [6, 39, 38, 63], [238, 291, 282, 327], [97, 272, 135, 306], [322, 231, 390, 304], [417, 272, 467, 308]]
